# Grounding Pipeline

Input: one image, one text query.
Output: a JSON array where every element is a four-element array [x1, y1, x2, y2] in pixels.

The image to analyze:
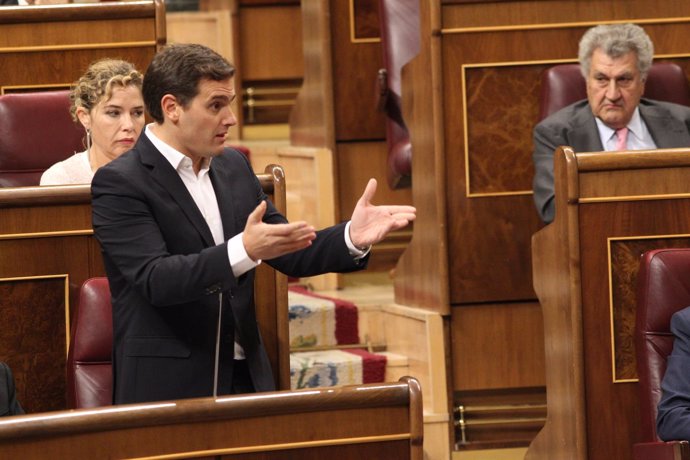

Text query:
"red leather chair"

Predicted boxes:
[[539, 62, 690, 121], [0, 90, 84, 187], [66, 277, 113, 409], [377, 0, 419, 189], [634, 248, 690, 459]]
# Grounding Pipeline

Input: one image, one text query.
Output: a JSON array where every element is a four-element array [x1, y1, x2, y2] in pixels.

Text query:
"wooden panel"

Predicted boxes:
[[255, 166, 290, 390], [167, 10, 241, 141], [0, 378, 423, 460], [275, 145, 339, 290], [337, 141, 412, 213], [464, 64, 545, 194], [352, 0, 380, 40], [578, 201, 690, 460], [389, 1, 690, 452], [329, 0, 386, 141], [393, 0, 449, 312], [0, 0, 163, 92], [610, 237, 690, 381], [451, 302, 545, 390], [441, 12, 690, 307], [0, 277, 67, 414], [0, 169, 288, 411], [441, 0, 690, 28], [0, 186, 101, 413], [529, 148, 690, 460], [337, 141, 413, 271], [442, 26, 571, 305], [238, 5, 303, 81], [288, 0, 335, 149]]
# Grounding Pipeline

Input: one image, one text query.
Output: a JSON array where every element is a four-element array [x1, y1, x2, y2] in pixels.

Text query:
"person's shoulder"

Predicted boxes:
[[92, 147, 143, 188], [671, 306, 690, 332], [214, 146, 252, 169], [40, 152, 86, 186], [537, 99, 591, 128], [640, 98, 690, 115]]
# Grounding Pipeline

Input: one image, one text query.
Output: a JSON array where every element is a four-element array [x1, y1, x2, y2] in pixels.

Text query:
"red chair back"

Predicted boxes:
[[635, 248, 690, 441], [539, 62, 690, 121], [0, 90, 84, 187], [66, 277, 113, 409]]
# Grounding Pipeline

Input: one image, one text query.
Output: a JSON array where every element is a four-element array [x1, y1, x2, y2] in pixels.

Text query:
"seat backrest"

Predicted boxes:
[[377, 0, 419, 189], [635, 248, 690, 441], [539, 62, 690, 121], [0, 90, 84, 187], [66, 277, 113, 409]]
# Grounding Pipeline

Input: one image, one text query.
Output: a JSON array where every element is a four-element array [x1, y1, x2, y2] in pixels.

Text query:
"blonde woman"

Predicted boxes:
[[40, 59, 144, 185]]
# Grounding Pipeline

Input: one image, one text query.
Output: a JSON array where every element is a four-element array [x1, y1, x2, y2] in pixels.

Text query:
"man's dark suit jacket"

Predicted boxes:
[[532, 98, 690, 223], [0, 362, 23, 416], [92, 134, 366, 405], [657, 306, 690, 441]]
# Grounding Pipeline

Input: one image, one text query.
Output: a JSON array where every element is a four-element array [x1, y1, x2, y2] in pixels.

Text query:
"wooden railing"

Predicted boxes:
[[0, 377, 423, 460]]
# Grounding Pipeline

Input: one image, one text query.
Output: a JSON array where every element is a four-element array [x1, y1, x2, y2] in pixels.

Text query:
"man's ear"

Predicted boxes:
[[161, 94, 181, 122], [75, 107, 91, 131]]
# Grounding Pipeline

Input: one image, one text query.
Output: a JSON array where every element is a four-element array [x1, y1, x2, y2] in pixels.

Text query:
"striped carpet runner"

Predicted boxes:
[[288, 286, 388, 389]]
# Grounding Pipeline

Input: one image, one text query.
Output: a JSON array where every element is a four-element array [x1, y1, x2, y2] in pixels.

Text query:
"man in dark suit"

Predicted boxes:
[[657, 306, 690, 441], [92, 43, 416, 405], [532, 23, 690, 223]]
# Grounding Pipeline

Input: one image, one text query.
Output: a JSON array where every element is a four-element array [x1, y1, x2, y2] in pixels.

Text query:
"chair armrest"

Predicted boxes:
[[633, 441, 690, 460]]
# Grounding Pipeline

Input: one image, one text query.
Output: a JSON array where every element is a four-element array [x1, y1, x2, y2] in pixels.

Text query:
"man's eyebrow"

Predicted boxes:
[[210, 93, 235, 100]]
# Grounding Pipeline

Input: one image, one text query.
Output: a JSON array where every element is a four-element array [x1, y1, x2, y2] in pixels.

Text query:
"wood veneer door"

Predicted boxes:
[[0, 203, 104, 413], [578, 198, 690, 460]]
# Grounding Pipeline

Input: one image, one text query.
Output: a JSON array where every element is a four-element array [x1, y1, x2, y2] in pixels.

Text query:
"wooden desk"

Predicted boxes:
[[0, 0, 164, 94], [0, 166, 288, 413], [0, 377, 423, 460], [528, 147, 690, 460], [389, 0, 690, 449]]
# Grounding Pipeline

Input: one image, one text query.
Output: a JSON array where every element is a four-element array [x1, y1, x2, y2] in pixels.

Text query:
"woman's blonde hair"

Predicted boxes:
[[70, 59, 143, 122]]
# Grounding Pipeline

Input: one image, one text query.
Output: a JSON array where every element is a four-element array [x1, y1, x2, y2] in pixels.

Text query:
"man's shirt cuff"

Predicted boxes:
[[344, 221, 371, 259], [228, 232, 261, 277]]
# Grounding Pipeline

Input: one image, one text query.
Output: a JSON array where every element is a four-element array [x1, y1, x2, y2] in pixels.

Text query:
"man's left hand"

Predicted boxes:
[[349, 178, 416, 249]]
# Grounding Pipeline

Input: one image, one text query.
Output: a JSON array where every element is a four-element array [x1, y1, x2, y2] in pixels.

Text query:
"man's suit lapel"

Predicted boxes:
[[138, 135, 216, 247], [209, 161, 238, 240], [569, 104, 605, 152], [640, 101, 690, 148]]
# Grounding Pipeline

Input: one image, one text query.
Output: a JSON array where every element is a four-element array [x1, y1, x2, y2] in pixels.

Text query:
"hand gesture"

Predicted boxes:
[[349, 178, 416, 248], [242, 201, 316, 261]]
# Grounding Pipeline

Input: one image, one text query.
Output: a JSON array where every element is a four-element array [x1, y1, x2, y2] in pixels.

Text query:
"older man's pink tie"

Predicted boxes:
[[615, 127, 628, 151]]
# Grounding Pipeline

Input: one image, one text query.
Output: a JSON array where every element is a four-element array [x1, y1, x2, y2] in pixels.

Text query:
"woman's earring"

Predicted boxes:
[[86, 128, 92, 152]]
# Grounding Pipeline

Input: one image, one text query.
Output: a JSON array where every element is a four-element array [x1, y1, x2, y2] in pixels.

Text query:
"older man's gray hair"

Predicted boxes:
[[578, 23, 654, 81]]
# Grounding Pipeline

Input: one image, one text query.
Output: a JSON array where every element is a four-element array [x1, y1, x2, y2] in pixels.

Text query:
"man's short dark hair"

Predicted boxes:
[[143, 43, 235, 123]]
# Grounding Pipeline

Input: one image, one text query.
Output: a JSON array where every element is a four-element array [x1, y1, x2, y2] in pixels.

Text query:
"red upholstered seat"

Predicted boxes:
[[66, 277, 113, 409], [634, 248, 690, 459], [0, 90, 84, 187], [539, 62, 690, 121], [377, 0, 419, 189]]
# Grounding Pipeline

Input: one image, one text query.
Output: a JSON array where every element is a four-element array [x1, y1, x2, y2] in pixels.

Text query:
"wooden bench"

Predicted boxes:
[[0, 165, 288, 413], [0, 377, 423, 460]]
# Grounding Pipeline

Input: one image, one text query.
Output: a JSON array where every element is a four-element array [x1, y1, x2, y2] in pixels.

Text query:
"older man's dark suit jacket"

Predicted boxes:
[[0, 362, 23, 416], [92, 134, 366, 405], [532, 98, 690, 223], [657, 306, 690, 441]]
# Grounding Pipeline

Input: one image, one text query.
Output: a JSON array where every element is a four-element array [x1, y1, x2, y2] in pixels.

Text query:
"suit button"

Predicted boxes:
[[205, 283, 221, 295]]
